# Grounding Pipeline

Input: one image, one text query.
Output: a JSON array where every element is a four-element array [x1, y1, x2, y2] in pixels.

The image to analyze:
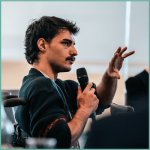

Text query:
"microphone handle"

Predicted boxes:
[[90, 112, 96, 122], [89, 83, 96, 122], [78, 78, 96, 122]]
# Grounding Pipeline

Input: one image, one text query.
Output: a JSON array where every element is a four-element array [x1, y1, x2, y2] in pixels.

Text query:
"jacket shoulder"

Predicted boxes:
[[20, 76, 55, 100]]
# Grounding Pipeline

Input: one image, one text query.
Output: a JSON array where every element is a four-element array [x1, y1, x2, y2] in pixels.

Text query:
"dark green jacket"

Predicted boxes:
[[15, 68, 105, 148]]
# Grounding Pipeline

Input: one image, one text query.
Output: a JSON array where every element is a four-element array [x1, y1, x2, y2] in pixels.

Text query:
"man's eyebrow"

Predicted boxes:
[[63, 39, 75, 45]]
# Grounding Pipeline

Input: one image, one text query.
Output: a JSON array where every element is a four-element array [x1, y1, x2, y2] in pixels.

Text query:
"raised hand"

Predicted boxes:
[[107, 47, 135, 79]]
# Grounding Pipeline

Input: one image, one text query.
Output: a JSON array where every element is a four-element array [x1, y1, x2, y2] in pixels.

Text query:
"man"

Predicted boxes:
[[15, 16, 134, 148]]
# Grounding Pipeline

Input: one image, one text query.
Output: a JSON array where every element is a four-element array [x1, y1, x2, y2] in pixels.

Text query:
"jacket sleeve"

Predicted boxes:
[[26, 78, 72, 148]]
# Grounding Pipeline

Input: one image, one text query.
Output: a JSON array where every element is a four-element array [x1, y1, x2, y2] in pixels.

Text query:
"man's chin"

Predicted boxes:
[[62, 67, 72, 72], [57, 66, 72, 73]]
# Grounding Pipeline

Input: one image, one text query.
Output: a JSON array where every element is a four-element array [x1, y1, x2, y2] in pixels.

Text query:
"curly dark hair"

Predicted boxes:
[[24, 16, 80, 64]]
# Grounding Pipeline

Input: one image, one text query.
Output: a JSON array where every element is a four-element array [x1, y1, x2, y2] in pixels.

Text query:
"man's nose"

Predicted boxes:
[[70, 45, 78, 56]]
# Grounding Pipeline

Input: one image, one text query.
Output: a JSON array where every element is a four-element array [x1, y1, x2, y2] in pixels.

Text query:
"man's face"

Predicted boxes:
[[46, 29, 77, 73]]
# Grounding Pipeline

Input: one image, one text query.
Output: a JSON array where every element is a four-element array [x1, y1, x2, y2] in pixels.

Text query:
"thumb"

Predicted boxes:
[[115, 69, 120, 79], [112, 72, 120, 79]]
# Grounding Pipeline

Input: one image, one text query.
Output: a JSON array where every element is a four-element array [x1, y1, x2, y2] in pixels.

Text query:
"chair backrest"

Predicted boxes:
[[2, 91, 17, 123], [2, 90, 29, 148], [110, 103, 134, 116]]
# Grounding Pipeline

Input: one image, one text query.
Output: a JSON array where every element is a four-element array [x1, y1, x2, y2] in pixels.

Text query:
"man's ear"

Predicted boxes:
[[37, 38, 47, 53]]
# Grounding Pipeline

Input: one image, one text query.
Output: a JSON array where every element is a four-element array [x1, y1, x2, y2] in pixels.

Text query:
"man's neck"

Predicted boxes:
[[33, 63, 58, 81]]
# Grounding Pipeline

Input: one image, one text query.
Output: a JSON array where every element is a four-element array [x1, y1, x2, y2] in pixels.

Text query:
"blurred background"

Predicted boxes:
[[1, 1, 149, 148]]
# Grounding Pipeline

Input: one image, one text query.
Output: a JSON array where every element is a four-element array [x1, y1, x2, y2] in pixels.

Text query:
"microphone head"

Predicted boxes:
[[77, 68, 89, 91], [76, 67, 87, 77]]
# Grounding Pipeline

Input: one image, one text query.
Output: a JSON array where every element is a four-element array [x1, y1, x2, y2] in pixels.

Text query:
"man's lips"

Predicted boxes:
[[66, 57, 75, 64]]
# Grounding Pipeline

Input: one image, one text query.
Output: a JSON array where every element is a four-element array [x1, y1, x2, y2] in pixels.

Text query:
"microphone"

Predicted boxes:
[[76, 67, 96, 122]]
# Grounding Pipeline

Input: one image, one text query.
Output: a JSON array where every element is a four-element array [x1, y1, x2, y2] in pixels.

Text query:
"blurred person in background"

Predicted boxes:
[[15, 16, 134, 148], [85, 68, 149, 148], [126, 68, 149, 112], [85, 104, 148, 148]]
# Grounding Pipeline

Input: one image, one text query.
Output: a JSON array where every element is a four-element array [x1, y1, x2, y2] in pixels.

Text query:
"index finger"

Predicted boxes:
[[114, 47, 121, 55], [122, 51, 135, 58], [90, 88, 96, 94], [110, 53, 118, 67], [84, 82, 93, 92]]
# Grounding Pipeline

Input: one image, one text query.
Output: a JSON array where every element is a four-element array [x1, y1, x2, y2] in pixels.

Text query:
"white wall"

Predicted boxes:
[[2, 1, 149, 75]]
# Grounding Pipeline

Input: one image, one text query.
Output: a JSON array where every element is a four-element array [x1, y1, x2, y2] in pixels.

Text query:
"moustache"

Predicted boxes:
[[66, 56, 76, 62]]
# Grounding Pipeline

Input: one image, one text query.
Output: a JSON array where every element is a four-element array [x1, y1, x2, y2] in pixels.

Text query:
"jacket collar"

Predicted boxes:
[[28, 68, 44, 77]]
